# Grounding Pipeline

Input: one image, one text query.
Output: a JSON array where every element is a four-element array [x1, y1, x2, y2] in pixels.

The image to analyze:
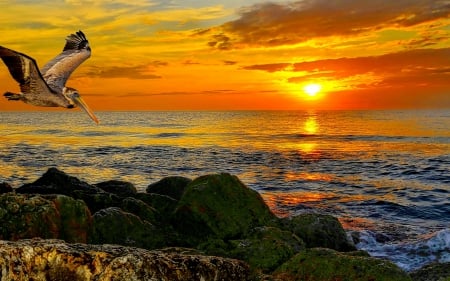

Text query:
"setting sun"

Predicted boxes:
[[304, 84, 322, 97]]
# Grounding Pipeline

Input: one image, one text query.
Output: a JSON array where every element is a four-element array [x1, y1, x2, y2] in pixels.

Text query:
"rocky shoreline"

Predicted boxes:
[[0, 168, 447, 280]]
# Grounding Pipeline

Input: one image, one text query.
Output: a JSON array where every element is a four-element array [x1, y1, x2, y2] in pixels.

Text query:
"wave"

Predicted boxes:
[[356, 228, 450, 271]]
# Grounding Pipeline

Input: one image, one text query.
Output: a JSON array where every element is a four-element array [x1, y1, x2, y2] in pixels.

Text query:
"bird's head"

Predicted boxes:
[[63, 87, 99, 124]]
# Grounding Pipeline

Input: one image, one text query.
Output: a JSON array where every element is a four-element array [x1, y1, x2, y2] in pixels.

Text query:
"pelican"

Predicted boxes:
[[0, 31, 99, 124]]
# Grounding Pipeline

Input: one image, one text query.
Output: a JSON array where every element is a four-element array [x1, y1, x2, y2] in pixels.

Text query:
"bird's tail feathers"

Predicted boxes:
[[4, 92, 22, 101]]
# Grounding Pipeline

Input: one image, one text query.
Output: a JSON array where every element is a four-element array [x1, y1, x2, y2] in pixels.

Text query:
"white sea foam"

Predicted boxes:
[[356, 228, 450, 271]]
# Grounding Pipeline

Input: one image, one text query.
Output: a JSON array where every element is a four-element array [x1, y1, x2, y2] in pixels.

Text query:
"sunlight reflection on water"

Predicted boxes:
[[0, 110, 449, 240]]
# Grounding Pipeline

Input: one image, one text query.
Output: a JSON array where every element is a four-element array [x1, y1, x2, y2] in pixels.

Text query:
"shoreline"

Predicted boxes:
[[1, 168, 449, 280]]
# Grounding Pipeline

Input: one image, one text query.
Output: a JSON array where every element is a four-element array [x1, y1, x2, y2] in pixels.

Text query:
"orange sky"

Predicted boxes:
[[0, 0, 449, 111]]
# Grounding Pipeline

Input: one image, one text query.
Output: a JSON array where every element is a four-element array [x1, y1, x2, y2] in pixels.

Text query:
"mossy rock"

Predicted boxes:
[[89, 207, 167, 249], [48, 195, 92, 243], [133, 192, 178, 217], [228, 226, 305, 273], [16, 167, 102, 196], [172, 173, 277, 245], [146, 176, 192, 200], [280, 213, 356, 251], [95, 180, 137, 197], [273, 248, 411, 281], [120, 197, 159, 224], [0, 194, 91, 243]]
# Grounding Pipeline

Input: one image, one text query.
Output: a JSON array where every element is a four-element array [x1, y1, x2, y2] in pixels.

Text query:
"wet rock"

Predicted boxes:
[[273, 248, 412, 281], [0, 193, 91, 243], [280, 213, 356, 251], [146, 176, 192, 200], [120, 197, 159, 224], [89, 207, 166, 249], [0, 182, 13, 194], [410, 262, 450, 281], [228, 226, 305, 273], [16, 167, 103, 196], [0, 239, 251, 281], [172, 173, 277, 245], [72, 191, 121, 214], [95, 180, 137, 197], [50, 194, 92, 243], [133, 192, 178, 216]]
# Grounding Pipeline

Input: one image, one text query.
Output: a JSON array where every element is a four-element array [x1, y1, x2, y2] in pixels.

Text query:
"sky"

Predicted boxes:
[[0, 0, 449, 111]]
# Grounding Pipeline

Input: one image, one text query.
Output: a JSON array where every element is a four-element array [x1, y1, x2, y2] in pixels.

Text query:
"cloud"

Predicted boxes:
[[223, 60, 237, 65], [244, 48, 450, 90], [85, 65, 162, 79], [242, 63, 291, 72], [210, 0, 450, 48]]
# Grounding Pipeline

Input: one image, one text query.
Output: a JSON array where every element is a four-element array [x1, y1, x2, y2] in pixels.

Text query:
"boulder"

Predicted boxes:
[[228, 226, 305, 273], [273, 248, 412, 281], [280, 213, 356, 251], [95, 180, 137, 197], [0, 239, 251, 281], [0, 182, 13, 194], [172, 173, 277, 245], [133, 192, 178, 216], [120, 197, 159, 224], [16, 167, 103, 196], [146, 176, 192, 200], [0, 193, 91, 243], [49, 194, 92, 243], [89, 207, 166, 249]]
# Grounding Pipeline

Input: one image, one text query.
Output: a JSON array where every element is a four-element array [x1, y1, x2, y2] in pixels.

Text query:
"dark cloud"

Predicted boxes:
[[85, 65, 162, 79], [244, 48, 450, 89], [242, 63, 291, 72], [223, 60, 237, 65], [149, 60, 168, 67], [210, 0, 450, 48], [208, 33, 232, 50]]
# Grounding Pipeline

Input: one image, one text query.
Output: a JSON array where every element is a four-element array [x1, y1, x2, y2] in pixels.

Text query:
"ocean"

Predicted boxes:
[[0, 110, 449, 271]]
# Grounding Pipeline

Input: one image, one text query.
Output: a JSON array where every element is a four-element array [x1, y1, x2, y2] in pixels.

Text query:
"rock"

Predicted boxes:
[[89, 207, 166, 249], [0, 182, 13, 194], [0, 239, 251, 281], [0, 193, 91, 243], [273, 248, 412, 281], [228, 226, 305, 273], [146, 176, 192, 200], [133, 192, 178, 216], [16, 167, 103, 196], [120, 197, 159, 224], [49, 194, 92, 243], [71, 191, 121, 214], [95, 180, 137, 197], [172, 173, 277, 245], [410, 262, 450, 281], [280, 213, 356, 251]]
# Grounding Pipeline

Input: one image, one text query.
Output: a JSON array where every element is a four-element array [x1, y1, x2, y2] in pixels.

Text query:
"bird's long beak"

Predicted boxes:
[[72, 96, 99, 124]]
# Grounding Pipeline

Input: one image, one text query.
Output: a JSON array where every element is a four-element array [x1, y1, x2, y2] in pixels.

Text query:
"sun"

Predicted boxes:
[[304, 83, 322, 97]]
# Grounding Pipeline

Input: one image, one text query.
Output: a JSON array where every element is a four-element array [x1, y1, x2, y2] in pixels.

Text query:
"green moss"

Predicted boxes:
[[229, 227, 305, 273], [89, 207, 167, 249], [172, 173, 277, 245], [280, 214, 356, 251], [274, 248, 411, 281], [51, 195, 92, 243]]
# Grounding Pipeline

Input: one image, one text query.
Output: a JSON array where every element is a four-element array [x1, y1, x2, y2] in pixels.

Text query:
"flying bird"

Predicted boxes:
[[0, 31, 99, 124]]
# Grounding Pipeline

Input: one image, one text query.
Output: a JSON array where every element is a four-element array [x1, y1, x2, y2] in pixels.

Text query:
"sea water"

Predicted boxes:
[[0, 110, 449, 271]]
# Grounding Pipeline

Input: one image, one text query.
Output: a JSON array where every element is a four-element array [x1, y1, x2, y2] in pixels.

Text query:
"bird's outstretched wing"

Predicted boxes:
[[41, 30, 91, 93], [0, 46, 54, 95]]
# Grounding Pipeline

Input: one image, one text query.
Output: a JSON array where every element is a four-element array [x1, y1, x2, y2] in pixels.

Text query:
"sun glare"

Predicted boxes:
[[304, 83, 321, 97]]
